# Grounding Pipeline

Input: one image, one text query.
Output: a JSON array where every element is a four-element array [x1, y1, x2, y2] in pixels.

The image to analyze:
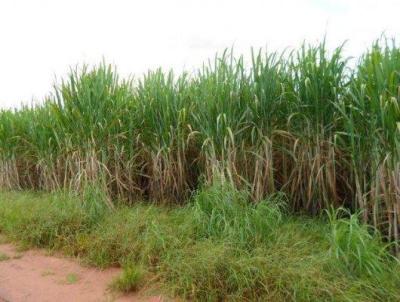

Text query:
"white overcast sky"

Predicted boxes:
[[0, 0, 399, 109]]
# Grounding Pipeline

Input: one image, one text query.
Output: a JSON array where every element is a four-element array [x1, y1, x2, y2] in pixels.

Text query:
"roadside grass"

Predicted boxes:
[[0, 185, 399, 301]]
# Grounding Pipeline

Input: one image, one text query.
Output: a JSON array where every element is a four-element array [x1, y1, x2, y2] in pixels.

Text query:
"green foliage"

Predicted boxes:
[[110, 264, 145, 292], [1, 38, 400, 242], [66, 273, 79, 284], [2, 35, 400, 300], [326, 207, 394, 276], [1, 189, 400, 301], [0, 190, 109, 250], [191, 182, 286, 248]]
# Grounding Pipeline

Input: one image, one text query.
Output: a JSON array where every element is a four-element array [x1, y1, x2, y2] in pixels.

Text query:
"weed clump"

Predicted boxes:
[[326, 207, 396, 276], [110, 264, 146, 292]]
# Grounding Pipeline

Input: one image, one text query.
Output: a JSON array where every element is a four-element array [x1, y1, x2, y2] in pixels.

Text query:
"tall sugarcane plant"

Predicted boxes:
[[1, 38, 400, 248]]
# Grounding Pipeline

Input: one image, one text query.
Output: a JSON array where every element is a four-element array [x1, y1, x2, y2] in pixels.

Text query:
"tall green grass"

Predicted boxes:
[[1, 37, 400, 245], [1, 187, 399, 301]]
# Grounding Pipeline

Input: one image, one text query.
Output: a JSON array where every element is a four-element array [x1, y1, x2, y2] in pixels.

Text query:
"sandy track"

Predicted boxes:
[[0, 243, 162, 302]]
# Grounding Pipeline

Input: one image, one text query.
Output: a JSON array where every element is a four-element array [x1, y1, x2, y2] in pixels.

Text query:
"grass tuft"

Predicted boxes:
[[110, 265, 145, 292], [0, 252, 10, 261], [326, 207, 395, 277], [66, 273, 79, 284]]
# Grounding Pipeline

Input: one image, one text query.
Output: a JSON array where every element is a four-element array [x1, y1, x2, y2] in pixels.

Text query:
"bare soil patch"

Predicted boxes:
[[0, 243, 163, 302]]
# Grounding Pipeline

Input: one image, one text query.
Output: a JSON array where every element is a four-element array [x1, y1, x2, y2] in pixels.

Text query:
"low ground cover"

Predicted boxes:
[[1, 185, 399, 301]]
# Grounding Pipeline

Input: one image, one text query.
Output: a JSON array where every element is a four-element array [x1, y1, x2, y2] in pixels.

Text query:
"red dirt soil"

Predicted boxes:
[[0, 243, 163, 302]]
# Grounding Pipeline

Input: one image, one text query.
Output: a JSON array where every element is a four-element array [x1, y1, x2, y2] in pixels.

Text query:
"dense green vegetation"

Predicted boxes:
[[2, 39, 400, 245], [1, 37, 400, 299], [0, 187, 399, 301]]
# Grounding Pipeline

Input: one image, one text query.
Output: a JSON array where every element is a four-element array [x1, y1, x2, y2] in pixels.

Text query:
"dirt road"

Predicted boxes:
[[0, 243, 162, 302]]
